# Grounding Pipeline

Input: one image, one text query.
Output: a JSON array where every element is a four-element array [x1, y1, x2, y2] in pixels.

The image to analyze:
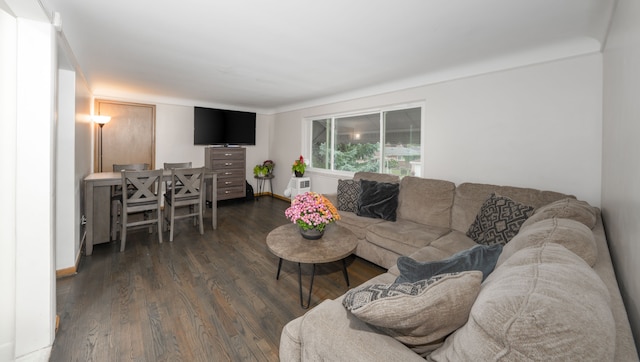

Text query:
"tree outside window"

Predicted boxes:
[[310, 105, 421, 177]]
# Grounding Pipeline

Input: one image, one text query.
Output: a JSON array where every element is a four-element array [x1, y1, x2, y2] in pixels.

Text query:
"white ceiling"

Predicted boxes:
[[41, 0, 615, 113]]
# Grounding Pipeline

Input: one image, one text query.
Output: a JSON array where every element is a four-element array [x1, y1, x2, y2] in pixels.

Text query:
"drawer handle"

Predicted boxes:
[[224, 190, 231, 194], [225, 181, 232, 185], [224, 172, 233, 175], [225, 162, 233, 166], [225, 153, 232, 156]]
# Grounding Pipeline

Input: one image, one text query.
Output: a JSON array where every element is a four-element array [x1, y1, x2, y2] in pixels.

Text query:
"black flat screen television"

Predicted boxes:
[[194, 106, 256, 146]]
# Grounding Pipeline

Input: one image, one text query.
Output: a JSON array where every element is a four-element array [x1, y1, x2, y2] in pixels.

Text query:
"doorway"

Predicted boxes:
[[94, 100, 156, 172]]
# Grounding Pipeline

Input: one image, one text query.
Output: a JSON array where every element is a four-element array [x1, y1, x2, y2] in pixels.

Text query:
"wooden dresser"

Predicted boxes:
[[205, 147, 246, 202]]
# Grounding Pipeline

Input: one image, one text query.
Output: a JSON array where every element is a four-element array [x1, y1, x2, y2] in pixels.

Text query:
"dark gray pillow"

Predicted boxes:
[[337, 179, 361, 212], [357, 180, 399, 221], [466, 193, 534, 246], [395, 244, 503, 283]]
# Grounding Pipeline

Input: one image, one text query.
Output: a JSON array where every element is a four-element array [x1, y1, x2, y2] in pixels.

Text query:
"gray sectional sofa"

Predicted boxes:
[[280, 172, 638, 361]]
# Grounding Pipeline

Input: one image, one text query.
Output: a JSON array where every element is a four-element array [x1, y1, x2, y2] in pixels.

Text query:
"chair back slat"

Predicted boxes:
[[163, 162, 193, 194], [122, 169, 163, 208], [164, 167, 206, 241], [119, 169, 163, 251], [169, 167, 205, 204]]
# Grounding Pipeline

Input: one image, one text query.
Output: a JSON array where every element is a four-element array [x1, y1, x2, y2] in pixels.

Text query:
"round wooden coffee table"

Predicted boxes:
[[266, 223, 357, 308]]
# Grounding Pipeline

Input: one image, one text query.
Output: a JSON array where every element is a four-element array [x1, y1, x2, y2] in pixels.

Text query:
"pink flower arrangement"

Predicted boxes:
[[285, 192, 340, 231]]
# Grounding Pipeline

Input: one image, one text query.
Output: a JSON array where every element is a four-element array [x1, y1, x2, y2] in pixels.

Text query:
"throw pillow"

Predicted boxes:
[[357, 180, 400, 221], [342, 271, 482, 355], [337, 179, 361, 212], [466, 193, 534, 246], [395, 244, 503, 283]]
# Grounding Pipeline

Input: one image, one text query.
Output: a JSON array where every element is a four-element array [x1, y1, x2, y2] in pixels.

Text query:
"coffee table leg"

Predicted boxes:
[[276, 258, 283, 279], [298, 263, 316, 309], [342, 259, 350, 287]]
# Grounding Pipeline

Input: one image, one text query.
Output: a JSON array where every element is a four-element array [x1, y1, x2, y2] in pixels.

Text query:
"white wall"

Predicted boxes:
[[602, 0, 640, 347], [150, 102, 272, 192], [14, 16, 56, 361], [75, 70, 92, 263], [271, 54, 603, 206], [0, 6, 18, 361], [56, 69, 76, 270]]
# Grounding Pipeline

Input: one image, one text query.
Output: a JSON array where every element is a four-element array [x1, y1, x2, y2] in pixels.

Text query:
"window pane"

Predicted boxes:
[[311, 119, 331, 170], [383, 107, 421, 176], [334, 113, 380, 172]]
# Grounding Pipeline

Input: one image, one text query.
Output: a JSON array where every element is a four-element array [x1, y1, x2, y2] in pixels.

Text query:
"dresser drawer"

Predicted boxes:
[[212, 159, 244, 170], [210, 148, 245, 160], [218, 186, 245, 200], [217, 169, 244, 180], [217, 177, 244, 189]]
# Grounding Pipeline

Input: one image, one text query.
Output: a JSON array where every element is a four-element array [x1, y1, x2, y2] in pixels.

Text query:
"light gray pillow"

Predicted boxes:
[[343, 271, 482, 355]]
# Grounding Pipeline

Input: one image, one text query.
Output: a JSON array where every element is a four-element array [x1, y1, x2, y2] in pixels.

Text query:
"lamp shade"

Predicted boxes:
[[92, 115, 111, 125]]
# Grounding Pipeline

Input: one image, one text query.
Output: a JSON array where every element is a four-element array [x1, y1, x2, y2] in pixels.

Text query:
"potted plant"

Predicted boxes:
[[253, 164, 269, 177], [263, 160, 275, 175], [284, 191, 340, 239], [292, 155, 306, 177]]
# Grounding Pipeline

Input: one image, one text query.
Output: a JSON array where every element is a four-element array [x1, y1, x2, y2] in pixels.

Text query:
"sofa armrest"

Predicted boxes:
[[324, 193, 338, 206], [296, 299, 423, 361]]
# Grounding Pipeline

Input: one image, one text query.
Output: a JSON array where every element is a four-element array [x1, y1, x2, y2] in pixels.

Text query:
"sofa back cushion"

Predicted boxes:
[[451, 182, 571, 233], [429, 243, 615, 361], [353, 172, 400, 183], [397, 176, 455, 228], [497, 217, 597, 267], [520, 197, 597, 230]]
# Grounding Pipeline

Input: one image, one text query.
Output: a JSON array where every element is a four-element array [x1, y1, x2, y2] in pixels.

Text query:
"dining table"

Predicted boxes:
[[83, 169, 217, 255]]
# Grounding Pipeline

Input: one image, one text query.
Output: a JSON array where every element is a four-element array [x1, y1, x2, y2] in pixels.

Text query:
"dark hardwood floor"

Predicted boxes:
[[51, 196, 386, 361]]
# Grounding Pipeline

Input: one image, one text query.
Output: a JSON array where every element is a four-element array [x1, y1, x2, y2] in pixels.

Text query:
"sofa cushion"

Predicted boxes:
[[497, 217, 597, 267], [343, 271, 482, 355], [451, 182, 571, 233], [336, 211, 385, 239], [395, 244, 503, 283], [357, 180, 399, 221], [297, 299, 425, 362], [521, 197, 597, 230], [366, 219, 451, 256], [396, 176, 455, 228], [429, 243, 615, 361], [466, 193, 534, 246], [337, 179, 361, 212]]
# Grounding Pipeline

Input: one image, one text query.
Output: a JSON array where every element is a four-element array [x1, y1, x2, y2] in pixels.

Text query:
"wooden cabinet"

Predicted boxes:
[[205, 147, 246, 202]]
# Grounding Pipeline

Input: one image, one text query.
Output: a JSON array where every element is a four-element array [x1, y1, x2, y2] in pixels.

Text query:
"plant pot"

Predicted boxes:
[[294, 171, 304, 177], [299, 227, 323, 240]]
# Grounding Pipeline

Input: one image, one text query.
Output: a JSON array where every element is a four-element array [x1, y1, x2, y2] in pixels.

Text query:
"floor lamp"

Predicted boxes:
[[93, 115, 111, 172]]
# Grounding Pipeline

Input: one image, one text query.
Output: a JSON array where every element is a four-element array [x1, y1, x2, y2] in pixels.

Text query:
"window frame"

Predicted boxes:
[[302, 101, 425, 178]]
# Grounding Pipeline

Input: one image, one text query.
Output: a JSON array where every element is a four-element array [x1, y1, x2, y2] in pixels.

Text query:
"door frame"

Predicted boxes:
[[94, 99, 156, 172]]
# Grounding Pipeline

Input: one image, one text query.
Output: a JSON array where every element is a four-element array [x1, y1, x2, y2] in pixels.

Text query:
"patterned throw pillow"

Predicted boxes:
[[337, 179, 361, 212], [342, 271, 482, 355], [467, 193, 534, 246]]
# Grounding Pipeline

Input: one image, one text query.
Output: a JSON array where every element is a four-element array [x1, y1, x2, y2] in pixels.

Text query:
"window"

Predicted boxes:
[[309, 104, 422, 177]]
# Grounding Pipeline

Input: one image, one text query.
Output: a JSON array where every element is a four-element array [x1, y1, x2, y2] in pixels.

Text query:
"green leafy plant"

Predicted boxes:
[[253, 164, 269, 176], [292, 155, 306, 174]]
